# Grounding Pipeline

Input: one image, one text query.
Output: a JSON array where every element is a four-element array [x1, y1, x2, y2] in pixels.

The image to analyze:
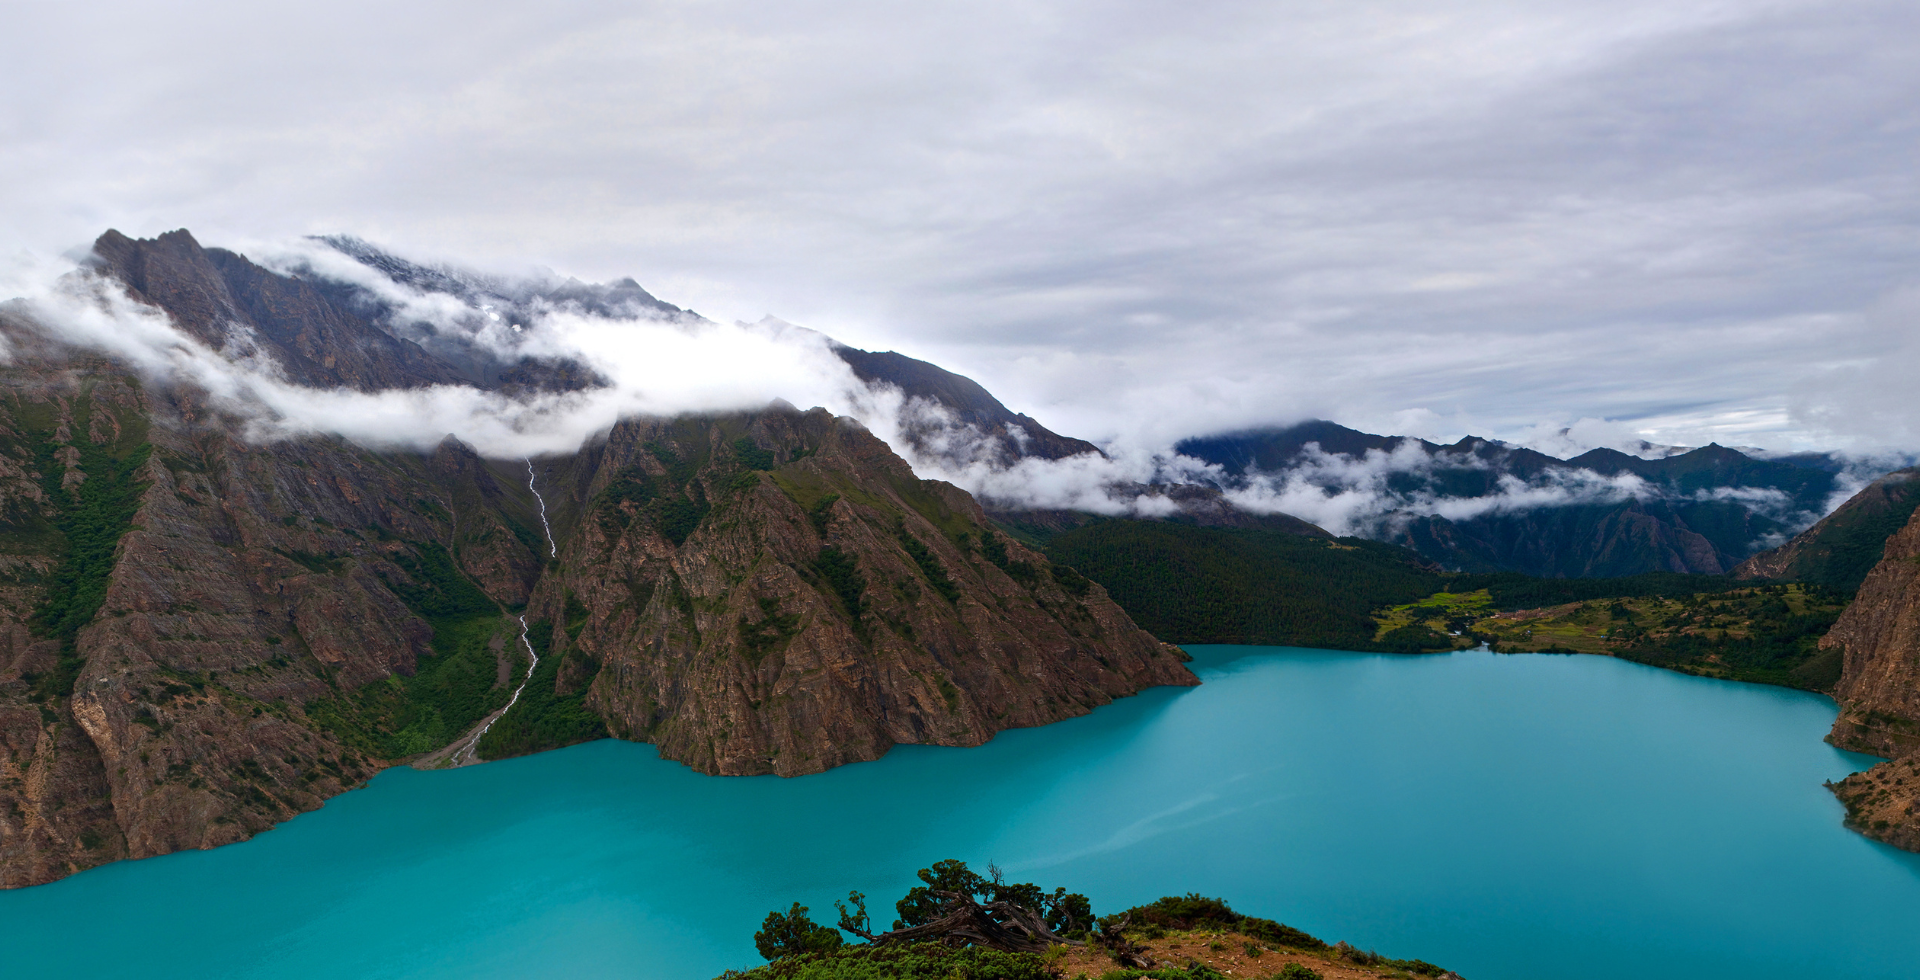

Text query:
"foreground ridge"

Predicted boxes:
[[721, 861, 1462, 980]]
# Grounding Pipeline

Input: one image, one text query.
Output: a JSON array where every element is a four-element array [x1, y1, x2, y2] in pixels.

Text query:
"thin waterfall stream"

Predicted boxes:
[[527, 458, 556, 557], [450, 460, 556, 765]]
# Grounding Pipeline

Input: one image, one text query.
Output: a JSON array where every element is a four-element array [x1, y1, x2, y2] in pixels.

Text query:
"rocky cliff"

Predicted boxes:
[[528, 408, 1192, 776], [0, 231, 1194, 887], [1815, 504, 1920, 850]]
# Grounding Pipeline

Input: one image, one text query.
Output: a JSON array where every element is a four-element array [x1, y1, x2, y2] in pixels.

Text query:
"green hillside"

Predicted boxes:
[[1042, 521, 1442, 651], [1042, 519, 1843, 687]]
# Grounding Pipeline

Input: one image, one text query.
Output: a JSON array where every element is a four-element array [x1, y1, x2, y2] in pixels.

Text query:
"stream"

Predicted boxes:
[[450, 460, 556, 765]]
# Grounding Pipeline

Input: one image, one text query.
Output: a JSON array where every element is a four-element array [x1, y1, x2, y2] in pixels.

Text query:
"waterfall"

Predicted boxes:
[[527, 458, 556, 557], [452, 461, 555, 765]]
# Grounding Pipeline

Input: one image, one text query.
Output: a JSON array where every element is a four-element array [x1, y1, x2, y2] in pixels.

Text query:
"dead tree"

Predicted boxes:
[[1091, 913, 1155, 969]]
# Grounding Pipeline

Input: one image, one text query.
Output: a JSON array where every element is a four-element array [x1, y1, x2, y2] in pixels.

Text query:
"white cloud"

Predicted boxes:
[[1, 0, 1915, 455], [1, 253, 867, 459], [9, 239, 1906, 551], [1214, 439, 1659, 536], [0, 249, 1209, 519]]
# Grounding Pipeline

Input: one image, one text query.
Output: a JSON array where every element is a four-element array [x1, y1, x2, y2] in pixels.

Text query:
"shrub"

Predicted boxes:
[[755, 903, 844, 961], [734, 437, 776, 471], [721, 942, 1052, 980], [1111, 894, 1326, 952]]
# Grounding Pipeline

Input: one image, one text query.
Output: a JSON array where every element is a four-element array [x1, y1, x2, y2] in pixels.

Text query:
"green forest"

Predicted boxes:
[[1042, 522, 1450, 651], [1039, 519, 1853, 684]]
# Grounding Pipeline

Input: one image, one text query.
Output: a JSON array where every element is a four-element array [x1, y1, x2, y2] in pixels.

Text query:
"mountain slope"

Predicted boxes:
[[1735, 468, 1920, 590], [536, 408, 1190, 776], [0, 231, 1193, 887], [833, 347, 1100, 463]]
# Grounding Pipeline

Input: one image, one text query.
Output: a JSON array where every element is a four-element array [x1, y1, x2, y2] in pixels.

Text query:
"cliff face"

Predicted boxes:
[[1821, 505, 1920, 760], [87, 229, 472, 392], [0, 325, 542, 885], [1829, 756, 1920, 852], [1816, 504, 1920, 849], [0, 247, 1193, 886], [536, 409, 1192, 777]]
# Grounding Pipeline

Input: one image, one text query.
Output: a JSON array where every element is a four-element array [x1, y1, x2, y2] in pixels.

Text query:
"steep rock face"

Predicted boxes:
[[0, 324, 547, 886], [1817, 505, 1920, 850], [1821, 505, 1920, 760], [527, 408, 1194, 777]]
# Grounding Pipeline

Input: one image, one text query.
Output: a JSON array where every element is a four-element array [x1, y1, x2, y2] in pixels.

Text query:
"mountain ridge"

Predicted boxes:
[[1175, 419, 1863, 577]]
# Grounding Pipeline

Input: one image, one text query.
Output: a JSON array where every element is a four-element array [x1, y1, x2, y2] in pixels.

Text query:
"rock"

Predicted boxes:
[[1815, 503, 1920, 850], [1830, 757, 1920, 852]]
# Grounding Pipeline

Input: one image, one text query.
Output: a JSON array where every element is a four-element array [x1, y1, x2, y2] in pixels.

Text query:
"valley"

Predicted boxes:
[[2, 228, 1920, 979]]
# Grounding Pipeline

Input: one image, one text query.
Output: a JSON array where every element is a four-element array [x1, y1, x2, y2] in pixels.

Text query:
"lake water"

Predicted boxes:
[[4, 646, 1917, 979]]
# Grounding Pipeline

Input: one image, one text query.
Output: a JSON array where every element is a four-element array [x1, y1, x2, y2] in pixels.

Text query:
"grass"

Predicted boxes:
[[1043, 521, 1442, 651], [308, 613, 514, 757], [897, 527, 960, 602], [715, 943, 1056, 980], [739, 597, 804, 664]]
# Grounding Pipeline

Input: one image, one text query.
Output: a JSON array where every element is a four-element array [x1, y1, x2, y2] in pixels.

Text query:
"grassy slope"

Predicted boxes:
[[1368, 582, 1848, 691], [475, 620, 607, 760]]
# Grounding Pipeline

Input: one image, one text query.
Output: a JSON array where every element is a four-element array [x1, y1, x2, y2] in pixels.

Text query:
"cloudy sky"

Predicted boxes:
[[4, 0, 1916, 454]]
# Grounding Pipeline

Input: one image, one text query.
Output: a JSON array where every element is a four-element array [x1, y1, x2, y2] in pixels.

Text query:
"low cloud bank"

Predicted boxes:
[[0, 243, 1194, 518], [1214, 440, 1659, 537], [1, 241, 1900, 548], [3, 248, 870, 458]]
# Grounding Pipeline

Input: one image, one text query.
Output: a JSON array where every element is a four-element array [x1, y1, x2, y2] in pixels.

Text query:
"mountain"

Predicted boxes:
[[1176, 420, 1854, 577], [312, 237, 1100, 467], [1735, 468, 1920, 590], [0, 230, 1193, 888], [832, 347, 1101, 463], [90, 229, 475, 391]]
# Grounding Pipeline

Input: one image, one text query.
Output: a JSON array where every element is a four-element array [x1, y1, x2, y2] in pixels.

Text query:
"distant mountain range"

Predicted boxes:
[[1174, 421, 1875, 577]]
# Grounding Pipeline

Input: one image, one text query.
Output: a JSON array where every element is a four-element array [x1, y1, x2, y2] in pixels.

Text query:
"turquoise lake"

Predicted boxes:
[[4, 646, 1918, 979]]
